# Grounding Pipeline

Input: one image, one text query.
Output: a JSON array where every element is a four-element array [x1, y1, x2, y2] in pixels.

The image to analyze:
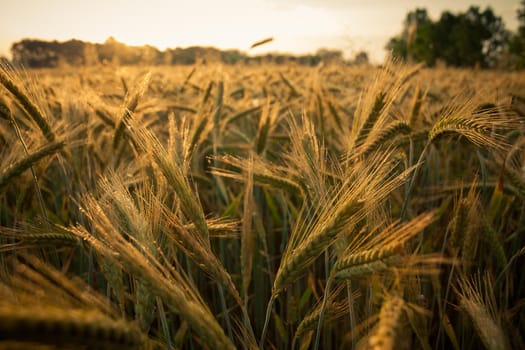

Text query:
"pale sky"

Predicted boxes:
[[0, 0, 520, 63]]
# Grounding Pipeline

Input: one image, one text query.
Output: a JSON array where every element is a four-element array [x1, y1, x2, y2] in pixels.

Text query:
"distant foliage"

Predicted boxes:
[[353, 50, 370, 65], [506, 0, 525, 69], [387, 6, 507, 68], [10, 37, 353, 68]]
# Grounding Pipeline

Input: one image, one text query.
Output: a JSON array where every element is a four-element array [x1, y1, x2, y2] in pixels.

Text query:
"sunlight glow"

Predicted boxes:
[[0, 0, 519, 63]]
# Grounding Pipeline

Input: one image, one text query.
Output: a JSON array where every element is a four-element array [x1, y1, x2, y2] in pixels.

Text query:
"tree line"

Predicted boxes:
[[7, 36, 369, 68], [387, 2, 525, 68], [6, 3, 525, 69]]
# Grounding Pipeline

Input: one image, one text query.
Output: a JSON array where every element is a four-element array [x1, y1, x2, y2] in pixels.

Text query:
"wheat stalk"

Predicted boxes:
[[427, 95, 518, 150], [352, 120, 411, 160], [0, 140, 64, 190], [113, 71, 151, 150], [334, 212, 435, 278], [456, 273, 508, 350], [125, 117, 211, 243], [368, 295, 405, 350], [260, 151, 415, 347], [72, 195, 236, 349], [0, 64, 55, 142], [0, 230, 78, 251], [241, 153, 255, 300], [0, 304, 144, 349], [212, 154, 304, 196]]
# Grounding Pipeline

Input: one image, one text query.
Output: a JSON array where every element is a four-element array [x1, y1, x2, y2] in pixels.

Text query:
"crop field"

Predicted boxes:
[[0, 60, 524, 349]]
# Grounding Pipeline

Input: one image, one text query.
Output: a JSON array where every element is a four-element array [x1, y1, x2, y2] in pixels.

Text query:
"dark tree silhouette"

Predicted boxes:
[[387, 6, 507, 68], [507, 0, 525, 69], [9, 37, 366, 68]]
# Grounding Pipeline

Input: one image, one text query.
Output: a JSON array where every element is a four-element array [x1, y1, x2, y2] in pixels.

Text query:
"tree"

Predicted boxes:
[[353, 51, 369, 65], [221, 49, 244, 65], [387, 6, 507, 68], [316, 48, 343, 63], [507, 0, 525, 69], [60, 39, 91, 66], [386, 37, 408, 61], [386, 8, 432, 63], [11, 40, 60, 68], [446, 6, 506, 67]]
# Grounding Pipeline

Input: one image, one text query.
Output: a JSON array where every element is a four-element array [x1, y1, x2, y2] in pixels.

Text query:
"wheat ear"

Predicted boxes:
[[0, 140, 64, 190], [0, 64, 55, 142], [368, 295, 405, 350]]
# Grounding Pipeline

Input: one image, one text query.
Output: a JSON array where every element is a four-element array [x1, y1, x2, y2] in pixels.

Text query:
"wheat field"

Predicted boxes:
[[0, 59, 524, 349]]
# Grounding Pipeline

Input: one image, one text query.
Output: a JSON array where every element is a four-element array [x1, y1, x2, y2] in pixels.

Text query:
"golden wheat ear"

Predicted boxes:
[[293, 285, 356, 348], [455, 273, 509, 350], [71, 195, 237, 350], [113, 71, 151, 151], [0, 140, 65, 190], [427, 93, 519, 150], [0, 63, 55, 142], [124, 115, 211, 243], [368, 295, 406, 350], [0, 305, 144, 349], [0, 254, 145, 349]]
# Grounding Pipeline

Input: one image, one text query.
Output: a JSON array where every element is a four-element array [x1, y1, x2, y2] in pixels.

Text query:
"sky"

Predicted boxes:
[[0, 0, 520, 63]]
